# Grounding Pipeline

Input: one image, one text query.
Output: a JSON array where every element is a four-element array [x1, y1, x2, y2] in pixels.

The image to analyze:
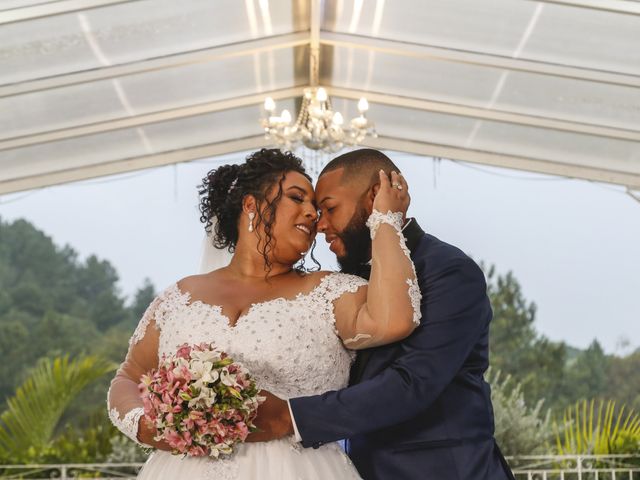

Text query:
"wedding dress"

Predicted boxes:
[[108, 272, 368, 479]]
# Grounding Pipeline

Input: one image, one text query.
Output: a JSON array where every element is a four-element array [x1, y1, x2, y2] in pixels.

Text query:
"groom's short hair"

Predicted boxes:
[[319, 149, 400, 188]]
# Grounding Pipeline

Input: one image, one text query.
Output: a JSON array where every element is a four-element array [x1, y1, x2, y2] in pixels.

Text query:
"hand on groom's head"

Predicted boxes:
[[372, 170, 410, 218]]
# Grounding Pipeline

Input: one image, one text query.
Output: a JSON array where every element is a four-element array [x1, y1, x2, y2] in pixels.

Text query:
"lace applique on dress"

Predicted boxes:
[[129, 284, 184, 346], [107, 384, 146, 446], [366, 209, 422, 326]]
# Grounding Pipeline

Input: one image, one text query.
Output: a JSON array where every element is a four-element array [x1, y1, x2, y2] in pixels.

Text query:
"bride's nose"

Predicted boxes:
[[303, 203, 318, 222]]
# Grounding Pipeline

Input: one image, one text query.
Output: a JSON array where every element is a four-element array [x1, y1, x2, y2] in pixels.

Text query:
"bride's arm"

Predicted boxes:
[[107, 301, 170, 450], [334, 171, 421, 349]]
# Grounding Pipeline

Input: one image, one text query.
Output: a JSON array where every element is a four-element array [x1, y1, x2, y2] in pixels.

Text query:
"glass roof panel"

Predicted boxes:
[[325, 0, 640, 74], [333, 98, 639, 173], [0, 46, 307, 140], [0, 0, 306, 84], [0, 102, 276, 182], [323, 45, 640, 129]]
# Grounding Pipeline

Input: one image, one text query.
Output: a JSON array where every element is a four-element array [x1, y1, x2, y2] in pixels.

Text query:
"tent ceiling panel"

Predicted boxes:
[[0, 46, 308, 140], [0, 0, 307, 84], [325, 0, 640, 75], [0, 0, 638, 194], [322, 45, 640, 130], [0, 102, 278, 188]]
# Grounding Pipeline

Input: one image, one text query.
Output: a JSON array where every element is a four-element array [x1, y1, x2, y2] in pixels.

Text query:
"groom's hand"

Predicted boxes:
[[246, 390, 294, 442]]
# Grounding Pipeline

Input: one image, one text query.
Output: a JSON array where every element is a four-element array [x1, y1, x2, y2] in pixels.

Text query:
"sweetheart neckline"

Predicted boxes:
[[170, 272, 336, 329]]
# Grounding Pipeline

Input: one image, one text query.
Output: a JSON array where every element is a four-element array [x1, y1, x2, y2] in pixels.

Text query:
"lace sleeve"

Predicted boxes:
[[332, 209, 421, 349], [106, 294, 164, 447]]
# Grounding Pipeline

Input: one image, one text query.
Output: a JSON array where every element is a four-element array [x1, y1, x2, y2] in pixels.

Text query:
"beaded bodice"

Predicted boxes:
[[131, 272, 367, 399]]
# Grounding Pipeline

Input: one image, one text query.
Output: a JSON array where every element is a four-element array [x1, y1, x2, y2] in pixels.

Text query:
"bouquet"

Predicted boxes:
[[139, 342, 264, 458]]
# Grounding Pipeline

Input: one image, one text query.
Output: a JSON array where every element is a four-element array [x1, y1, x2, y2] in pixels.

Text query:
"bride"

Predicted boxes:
[[107, 148, 419, 479]]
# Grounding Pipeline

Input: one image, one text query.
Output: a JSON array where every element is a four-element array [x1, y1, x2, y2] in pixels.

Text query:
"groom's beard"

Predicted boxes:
[[336, 205, 372, 276]]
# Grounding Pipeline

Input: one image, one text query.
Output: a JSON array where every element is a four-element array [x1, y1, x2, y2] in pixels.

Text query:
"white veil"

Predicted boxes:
[[198, 216, 233, 274]]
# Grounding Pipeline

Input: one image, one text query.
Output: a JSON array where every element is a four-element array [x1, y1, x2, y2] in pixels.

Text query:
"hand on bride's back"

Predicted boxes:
[[372, 170, 410, 215], [245, 391, 293, 443]]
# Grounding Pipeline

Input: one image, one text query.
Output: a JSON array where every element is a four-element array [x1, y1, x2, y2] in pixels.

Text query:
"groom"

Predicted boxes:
[[251, 149, 514, 480]]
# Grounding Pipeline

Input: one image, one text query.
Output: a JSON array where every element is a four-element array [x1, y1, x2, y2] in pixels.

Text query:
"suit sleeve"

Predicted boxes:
[[289, 256, 491, 447]]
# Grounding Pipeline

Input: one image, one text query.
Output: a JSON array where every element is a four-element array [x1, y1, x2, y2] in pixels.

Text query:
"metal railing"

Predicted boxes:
[[0, 463, 143, 479], [0, 455, 639, 479], [507, 455, 640, 480]]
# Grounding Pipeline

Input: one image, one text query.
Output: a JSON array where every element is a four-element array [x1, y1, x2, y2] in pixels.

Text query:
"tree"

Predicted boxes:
[[484, 265, 568, 409], [605, 349, 640, 411], [562, 340, 608, 406]]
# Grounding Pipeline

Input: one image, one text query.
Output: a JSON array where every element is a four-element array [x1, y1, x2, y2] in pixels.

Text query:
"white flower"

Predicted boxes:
[[191, 349, 220, 363], [220, 368, 240, 388]]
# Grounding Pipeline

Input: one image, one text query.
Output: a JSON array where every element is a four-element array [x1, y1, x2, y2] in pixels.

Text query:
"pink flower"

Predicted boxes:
[[235, 422, 249, 441], [188, 445, 208, 457], [175, 344, 192, 359]]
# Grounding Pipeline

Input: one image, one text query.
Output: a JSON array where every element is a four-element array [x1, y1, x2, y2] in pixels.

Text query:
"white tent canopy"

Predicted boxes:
[[1, 0, 639, 195]]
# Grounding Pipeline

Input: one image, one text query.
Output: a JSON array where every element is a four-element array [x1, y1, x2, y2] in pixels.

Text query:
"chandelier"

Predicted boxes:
[[260, 87, 376, 154]]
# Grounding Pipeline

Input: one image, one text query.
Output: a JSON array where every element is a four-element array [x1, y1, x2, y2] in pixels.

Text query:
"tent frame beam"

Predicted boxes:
[[532, 0, 640, 16], [363, 136, 640, 190], [0, 0, 135, 25], [0, 87, 303, 152], [0, 135, 267, 195], [331, 87, 640, 142]]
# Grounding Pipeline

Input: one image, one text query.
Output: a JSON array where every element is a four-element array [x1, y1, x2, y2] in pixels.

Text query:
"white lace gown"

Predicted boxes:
[[109, 272, 367, 480]]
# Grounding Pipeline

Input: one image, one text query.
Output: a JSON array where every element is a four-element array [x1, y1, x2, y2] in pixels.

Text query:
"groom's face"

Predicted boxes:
[[315, 169, 372, 273]]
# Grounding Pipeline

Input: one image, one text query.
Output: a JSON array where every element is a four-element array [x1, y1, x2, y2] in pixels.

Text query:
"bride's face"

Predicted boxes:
[[258, 171, 318, 264]]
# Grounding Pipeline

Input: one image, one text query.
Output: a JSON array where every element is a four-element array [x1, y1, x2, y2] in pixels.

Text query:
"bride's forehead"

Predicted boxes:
[[283, 171, 314, 191]]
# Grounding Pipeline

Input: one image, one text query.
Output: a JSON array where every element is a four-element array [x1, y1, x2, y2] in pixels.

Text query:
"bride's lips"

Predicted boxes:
[[294, 223, 315, 242], [294, 224, 312, 235]]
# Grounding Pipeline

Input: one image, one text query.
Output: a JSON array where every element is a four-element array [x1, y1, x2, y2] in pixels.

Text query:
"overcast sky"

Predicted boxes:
[[1, 150, 638, 354]]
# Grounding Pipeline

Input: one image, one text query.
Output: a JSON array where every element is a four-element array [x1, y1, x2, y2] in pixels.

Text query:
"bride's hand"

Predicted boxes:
[[372, 170, 410, 216], [245, 390, 293, 443], [138, 416, 172, 451]]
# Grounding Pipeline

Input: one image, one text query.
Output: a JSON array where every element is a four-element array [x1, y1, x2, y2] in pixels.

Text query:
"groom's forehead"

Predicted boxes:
[[316, 170, 346, 200]]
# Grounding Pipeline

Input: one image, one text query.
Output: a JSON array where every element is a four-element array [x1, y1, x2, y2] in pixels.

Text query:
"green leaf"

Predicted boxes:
[[0, 354, 116, 462]]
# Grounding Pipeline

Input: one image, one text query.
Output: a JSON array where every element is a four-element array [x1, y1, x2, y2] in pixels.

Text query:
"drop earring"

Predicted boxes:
[[248, 212, 255, 232]]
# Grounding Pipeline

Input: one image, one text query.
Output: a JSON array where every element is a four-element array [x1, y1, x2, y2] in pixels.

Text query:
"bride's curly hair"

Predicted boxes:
[[198, 148, 319, 274]]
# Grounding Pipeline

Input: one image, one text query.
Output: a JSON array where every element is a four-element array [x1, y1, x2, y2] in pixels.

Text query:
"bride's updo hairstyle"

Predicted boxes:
[[198, 148, 316, 272]]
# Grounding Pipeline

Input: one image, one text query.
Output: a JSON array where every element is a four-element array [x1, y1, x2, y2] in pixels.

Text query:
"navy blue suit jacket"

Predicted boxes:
[[289, 220, 515, 479]]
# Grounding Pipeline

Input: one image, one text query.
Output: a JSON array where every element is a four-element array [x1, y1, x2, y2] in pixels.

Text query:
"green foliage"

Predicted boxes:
[[487, 369, 553, 456], [0, 217, 160, 464], [106, 435, 149, 463], [606, 349, 640, 412], [38, 412, 117, 463], [0, 355, 117, 463], [484, 265, 568, 408], [554, 399, 640, 454], [561, 340, 608, 405], [0, 217, 154, 405]]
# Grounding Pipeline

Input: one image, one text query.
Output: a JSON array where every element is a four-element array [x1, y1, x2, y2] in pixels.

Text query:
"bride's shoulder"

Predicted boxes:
[[306, 270, 368, 292], [173, 271, 227, 299]]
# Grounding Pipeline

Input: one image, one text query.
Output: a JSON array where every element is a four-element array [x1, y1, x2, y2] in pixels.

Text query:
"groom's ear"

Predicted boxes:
[[363, 183, 380, 211]]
